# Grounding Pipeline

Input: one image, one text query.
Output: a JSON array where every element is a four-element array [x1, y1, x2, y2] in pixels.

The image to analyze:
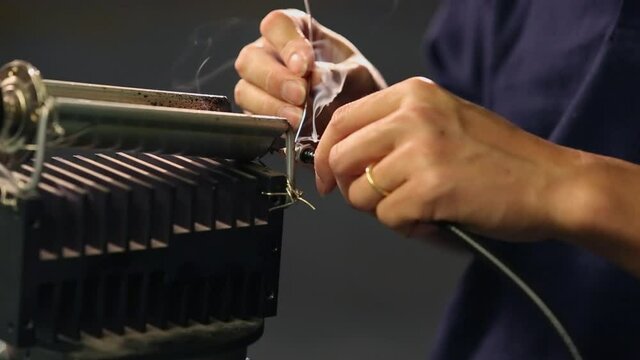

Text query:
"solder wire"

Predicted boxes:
[[445, 224, 583, 360], [294, 0, 314, 144]]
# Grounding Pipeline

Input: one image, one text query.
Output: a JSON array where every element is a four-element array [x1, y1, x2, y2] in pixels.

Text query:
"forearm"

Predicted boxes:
[[550, 151, 640, 277]]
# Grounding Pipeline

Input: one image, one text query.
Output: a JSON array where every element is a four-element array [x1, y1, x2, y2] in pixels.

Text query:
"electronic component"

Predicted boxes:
[[0, 60, 292, 360]]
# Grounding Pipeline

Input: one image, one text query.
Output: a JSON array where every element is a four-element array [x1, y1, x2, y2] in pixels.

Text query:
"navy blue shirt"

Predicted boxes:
[[425, 1, 640, 359]]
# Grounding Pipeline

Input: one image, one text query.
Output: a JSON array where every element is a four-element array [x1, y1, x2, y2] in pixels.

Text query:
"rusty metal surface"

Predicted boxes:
[[44, 80, 231, 112], [1, 62, 290, 162]]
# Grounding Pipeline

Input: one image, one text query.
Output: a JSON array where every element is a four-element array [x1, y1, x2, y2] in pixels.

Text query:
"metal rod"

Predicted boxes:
[[44, 79, 231, 112], [285, 129, 296, 187], [51, 97, 289, 161], [1, 60, 291, 162]]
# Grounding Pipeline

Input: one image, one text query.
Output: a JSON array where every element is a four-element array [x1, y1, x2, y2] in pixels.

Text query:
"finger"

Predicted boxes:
[[319, 78, 437, 154], [260, 9, 315, 76], [315, 78, 439, 194], [235, 42, 308, 106], [314, 84, 406, 194], [235, 79, 303, 126], [375, 171, 451, 232], [345, 144, 413, 211], [329, 116, 401, 196], [329, 114, 405, 179]]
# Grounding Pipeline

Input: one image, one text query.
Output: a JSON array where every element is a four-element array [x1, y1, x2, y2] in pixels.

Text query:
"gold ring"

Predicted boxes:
[[365, 164, 390, 197]]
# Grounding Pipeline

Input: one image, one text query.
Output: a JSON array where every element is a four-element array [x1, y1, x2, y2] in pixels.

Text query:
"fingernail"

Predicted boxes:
[[281, 80, 306, 105], [278, 106, 302, 125], [289, 52, 308, 76]]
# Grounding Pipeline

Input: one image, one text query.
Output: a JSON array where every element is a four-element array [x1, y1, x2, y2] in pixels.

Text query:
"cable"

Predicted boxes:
[[445, 224, 583, 360], [293, 142, 581, 357], [293, 131, 581, 359], [22, 97, 53, 194]]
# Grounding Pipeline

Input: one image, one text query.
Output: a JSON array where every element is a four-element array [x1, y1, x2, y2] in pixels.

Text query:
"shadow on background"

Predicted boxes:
[[0, 1, 469, 358]]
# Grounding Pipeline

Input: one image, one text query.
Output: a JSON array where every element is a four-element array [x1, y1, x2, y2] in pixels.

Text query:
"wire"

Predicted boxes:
[[0, 97, 53, 204], [445, 224, 583, 360], [294, 0, 314, 145], [295, 2, 580, 357], [23, 97, 53, 194], [304, 0, 313, 43]]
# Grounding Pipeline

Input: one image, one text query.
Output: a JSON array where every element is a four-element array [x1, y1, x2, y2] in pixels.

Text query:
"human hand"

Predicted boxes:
[[234, 9, 386, 130], [314, 77, 584, 241]]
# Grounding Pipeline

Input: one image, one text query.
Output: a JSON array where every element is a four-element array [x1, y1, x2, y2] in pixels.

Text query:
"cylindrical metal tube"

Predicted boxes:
[[1, 61, 290, 161], [286, 129, 296, 186], [51, 97, 289, 161]]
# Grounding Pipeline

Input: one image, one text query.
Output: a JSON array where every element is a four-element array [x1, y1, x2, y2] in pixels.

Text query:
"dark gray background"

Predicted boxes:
[[0, 1, 469, 358]]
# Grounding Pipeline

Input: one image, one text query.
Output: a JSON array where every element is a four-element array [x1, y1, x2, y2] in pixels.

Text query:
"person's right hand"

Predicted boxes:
[[234, 9, 386, 129]]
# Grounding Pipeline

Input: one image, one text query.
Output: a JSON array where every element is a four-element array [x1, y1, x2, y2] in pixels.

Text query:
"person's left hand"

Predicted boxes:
[[313, 77, 583, 241]]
